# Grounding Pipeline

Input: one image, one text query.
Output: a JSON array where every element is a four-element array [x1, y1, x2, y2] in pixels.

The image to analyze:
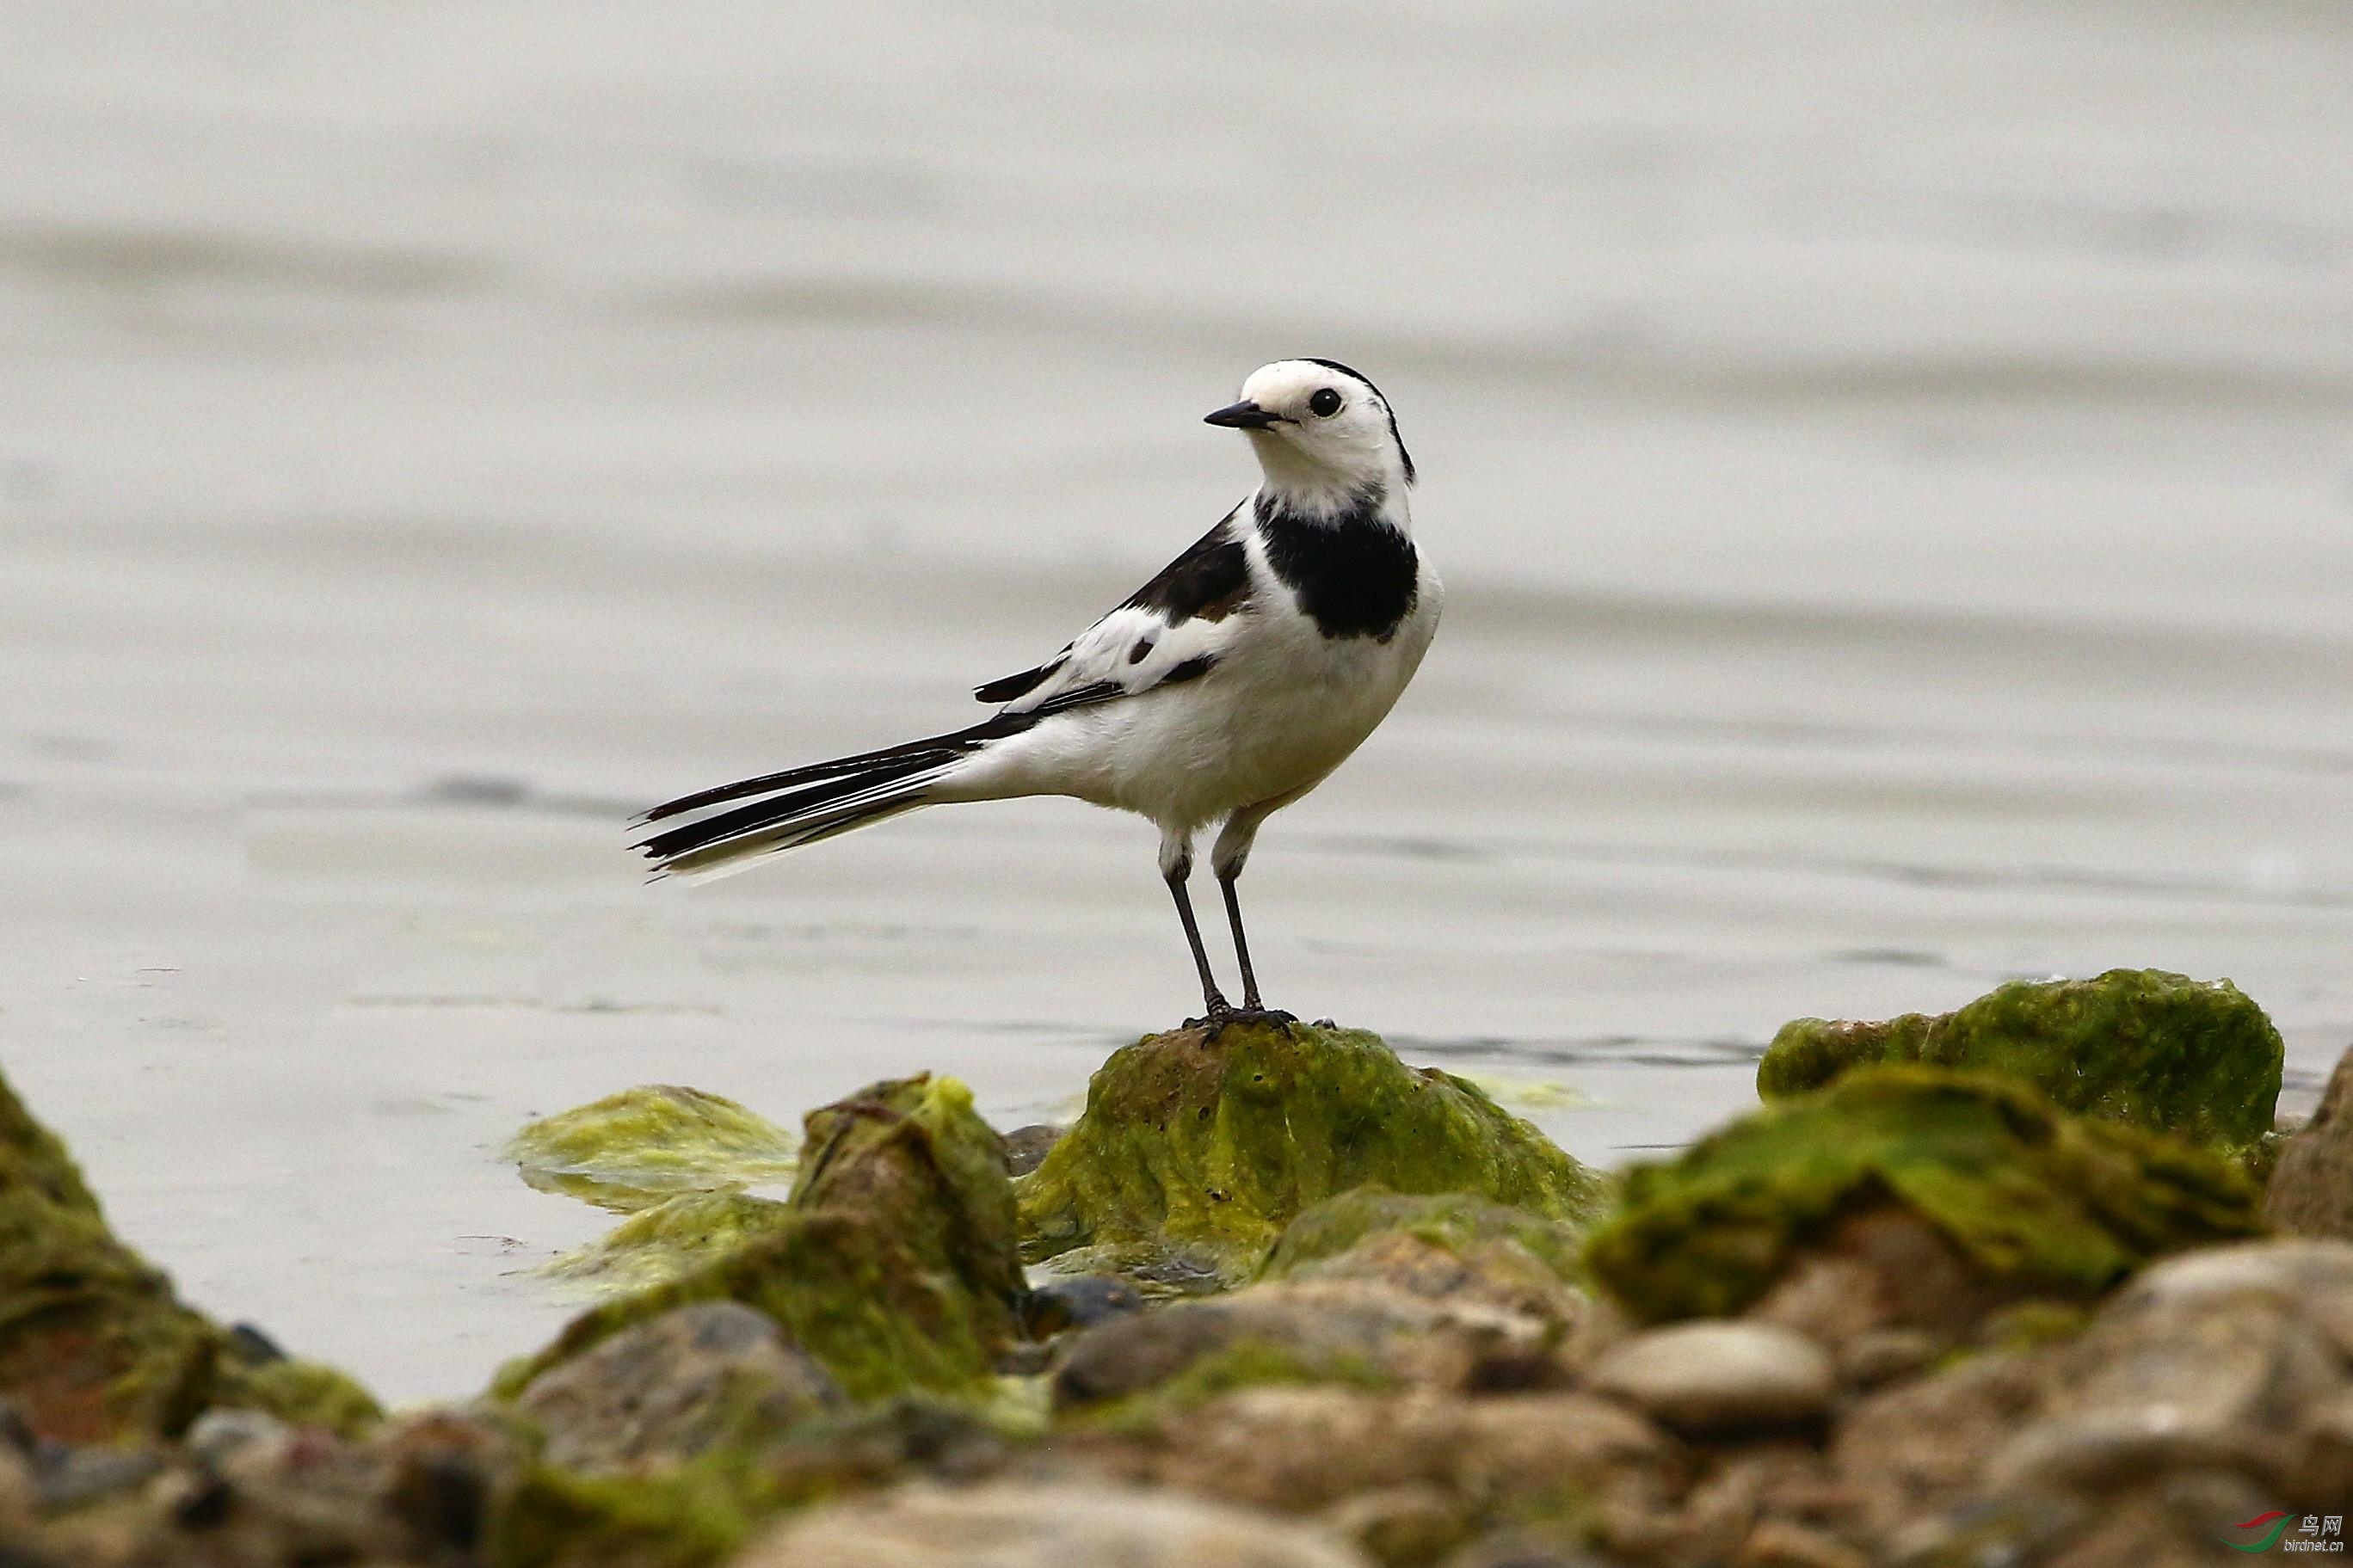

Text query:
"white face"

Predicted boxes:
[[1212, 360, 1414, 496]]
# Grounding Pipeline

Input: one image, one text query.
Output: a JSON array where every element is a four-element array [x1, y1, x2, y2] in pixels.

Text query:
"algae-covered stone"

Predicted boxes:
[[1587, 1066, 2261, 1323], [1758, 969, 2283, 1153], [213, 1355, 384, 1440], [0, 1067, 213, 1442], [787, 1073, 1022, 1313], [1260, 1186, 1594, 1327], [498, 1074, 1021, 1406], [0, 1062, 379, 1444], [498, 1458, 771, 1568], [515, 1301, 844, 1476], [545, 1190, 798, 1296], [1018, 1023, 1605, 1288], [1262, 1186, 1588, 1287], [2267, 1045, 2353, 1239], [508, 1085, 799, 1214]]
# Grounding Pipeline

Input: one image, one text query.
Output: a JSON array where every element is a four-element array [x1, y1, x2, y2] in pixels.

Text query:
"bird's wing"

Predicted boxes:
[[973, 507, 1257, 717]]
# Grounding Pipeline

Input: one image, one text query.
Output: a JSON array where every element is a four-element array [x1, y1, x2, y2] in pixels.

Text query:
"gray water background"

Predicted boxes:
[[3, 2, 2350, 1402]]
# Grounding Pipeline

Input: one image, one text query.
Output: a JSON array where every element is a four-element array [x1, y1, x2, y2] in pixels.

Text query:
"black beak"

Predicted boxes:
[[1204, 399, 1282, 429]]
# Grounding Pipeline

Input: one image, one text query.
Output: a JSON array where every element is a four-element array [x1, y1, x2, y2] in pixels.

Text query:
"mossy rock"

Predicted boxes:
[[1260, 1185, 1590, 1286], [497, 1074, 1020, 1405], [1081, 1337, 1400, 1432], [544, 1191, 798, 1297], [0, 1062, 380, 1443], [1587, 1065, 2263, 1322], [508, 1085, 799, 1214], [1017, 1022, 1607, 1289], [497, 1451, 772, 1568], [213, 1356, 385, 1441], [1759, 968, 2282, 1154]]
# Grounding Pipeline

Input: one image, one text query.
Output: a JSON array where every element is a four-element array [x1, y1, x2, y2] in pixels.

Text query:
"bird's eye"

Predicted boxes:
[[1309, 388, 1342, 418]]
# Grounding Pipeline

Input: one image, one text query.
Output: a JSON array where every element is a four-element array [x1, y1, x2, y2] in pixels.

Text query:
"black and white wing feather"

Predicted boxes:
[[635, 507, 1261, 879], [971, 509, 1257, 718]]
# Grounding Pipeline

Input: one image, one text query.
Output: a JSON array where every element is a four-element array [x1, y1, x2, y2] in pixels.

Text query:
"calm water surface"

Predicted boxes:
[[3, 2, 2350, 1400]]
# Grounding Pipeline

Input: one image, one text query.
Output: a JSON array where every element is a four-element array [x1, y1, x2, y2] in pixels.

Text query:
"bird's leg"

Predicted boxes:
[[1219, 874, 1264, 1012], [1217, 873, 1297, 1026], [1207, 803, 1298, 1029], [1161, 841, 1230, 1024]]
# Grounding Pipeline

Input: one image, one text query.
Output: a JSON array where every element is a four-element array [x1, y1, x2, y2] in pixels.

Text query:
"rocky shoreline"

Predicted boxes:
[[6, 968, 2350, 1566]]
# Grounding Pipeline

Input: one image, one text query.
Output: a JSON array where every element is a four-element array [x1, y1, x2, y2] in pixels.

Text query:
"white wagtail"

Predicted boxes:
[[636, 359, 1441, 1024]]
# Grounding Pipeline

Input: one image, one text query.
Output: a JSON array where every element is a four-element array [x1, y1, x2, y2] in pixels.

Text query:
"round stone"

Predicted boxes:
[[1585, 1321, 1834, 1433]]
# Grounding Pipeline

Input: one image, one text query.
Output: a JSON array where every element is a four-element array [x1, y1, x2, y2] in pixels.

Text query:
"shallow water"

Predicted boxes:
[[3, 1, 2350, 1403]]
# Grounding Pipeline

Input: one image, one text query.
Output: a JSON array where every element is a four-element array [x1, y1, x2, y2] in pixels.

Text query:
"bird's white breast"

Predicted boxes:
[[1014, 548, 1441, 832]]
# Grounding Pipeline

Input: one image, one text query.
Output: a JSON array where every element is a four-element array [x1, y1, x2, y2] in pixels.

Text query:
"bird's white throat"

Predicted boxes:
[[1245, 433, 1414, 532]]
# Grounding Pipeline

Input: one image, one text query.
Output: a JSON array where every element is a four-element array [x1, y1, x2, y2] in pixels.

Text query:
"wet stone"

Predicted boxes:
[[1050, 1279, 1551, 1412], [1260, 1186, 1593, 1329], [499, 1073, 1025, 1406], [506, 1084, 798, 1214], [0, 1062, 380, 1446], [1757, 968, 2284, 1156], [1732, 1520, 1869, 1568], [1019, 1022, 1606, 1290], [183, 1405, 290, 1463], [1077, 1384, 1679, 1549], [1318, 1481, 1469, 1567], [1835, 1328, 1941, 1389], [2268, 1048, 2353, 1239], [739, 1479, 1372, 1568], [1586, 1322, 1835, 1436], [34, 1445, 163, 1512], [1001, 1124, 1064, 1178], [515, 1300, 845, 1474], [1022, 1274, 1144, 1338], [1586, 1067, 2262, 1324]]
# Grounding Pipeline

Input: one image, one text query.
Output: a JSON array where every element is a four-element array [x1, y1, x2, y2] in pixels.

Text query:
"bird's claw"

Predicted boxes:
[[1187, 1004, 1298, 1041]]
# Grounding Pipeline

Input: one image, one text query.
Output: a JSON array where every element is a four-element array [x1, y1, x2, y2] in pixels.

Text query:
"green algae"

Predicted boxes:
[[0, 1062, 385, 1444], [508, 1085, 799, 1214], [787, 1072, 1021, 1313], [498, 1393, 1025, 1568], [0, 1061, 215, 1442], [544, 1191, 798, 1297], [1758, 968, 2283, 1154], [1460, 1075, 1595, 1112], [214, 1356, 384, 1440], [1260, 1185, 1591, 1287], [1586, 1066, 2263, 1322], [1016, 1022, 1607, 1289], [497, 1074, 1021, 1406], [1081, 1338, 1397, 1434], [498, 1452, 770, 1568]]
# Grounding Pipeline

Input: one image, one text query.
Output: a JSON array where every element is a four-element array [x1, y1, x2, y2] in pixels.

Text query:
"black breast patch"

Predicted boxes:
[[1255, 492, 1420, 642]]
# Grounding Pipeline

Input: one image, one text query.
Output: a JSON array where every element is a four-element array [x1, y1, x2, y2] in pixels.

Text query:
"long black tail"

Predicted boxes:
[[633, 716, 1024, 880]]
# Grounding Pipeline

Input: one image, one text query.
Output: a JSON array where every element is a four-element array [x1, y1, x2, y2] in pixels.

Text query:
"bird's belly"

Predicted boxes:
[[1093, 623, 1426, 827]]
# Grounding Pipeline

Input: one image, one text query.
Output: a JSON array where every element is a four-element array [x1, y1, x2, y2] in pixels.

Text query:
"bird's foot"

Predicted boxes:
[[1181, 994, 1234, 1033], [1189, 1002, 1297, 1040]]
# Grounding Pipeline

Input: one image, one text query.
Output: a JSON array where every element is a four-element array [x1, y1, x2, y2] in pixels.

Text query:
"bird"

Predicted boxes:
[[634, 359, 1442, 1024]]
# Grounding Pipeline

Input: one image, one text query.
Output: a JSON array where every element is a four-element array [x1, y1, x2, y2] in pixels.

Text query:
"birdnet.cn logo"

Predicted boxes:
[[2226, 1513, 2345, 1553]]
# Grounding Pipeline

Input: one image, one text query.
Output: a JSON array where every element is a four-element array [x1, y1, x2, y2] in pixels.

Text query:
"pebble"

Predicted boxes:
[[1022, 1274, 1144, 1337], [184, 1407, 291, 1463], [517, 1301, 843, 1473], [1586, 1321, 1834, 1434], [1001, 1124, 1065, 1177], [741, 1479, 1370, 1568]]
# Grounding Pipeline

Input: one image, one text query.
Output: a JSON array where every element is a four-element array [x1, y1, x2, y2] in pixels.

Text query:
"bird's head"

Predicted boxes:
[[1204, 360, 1415, 510]]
